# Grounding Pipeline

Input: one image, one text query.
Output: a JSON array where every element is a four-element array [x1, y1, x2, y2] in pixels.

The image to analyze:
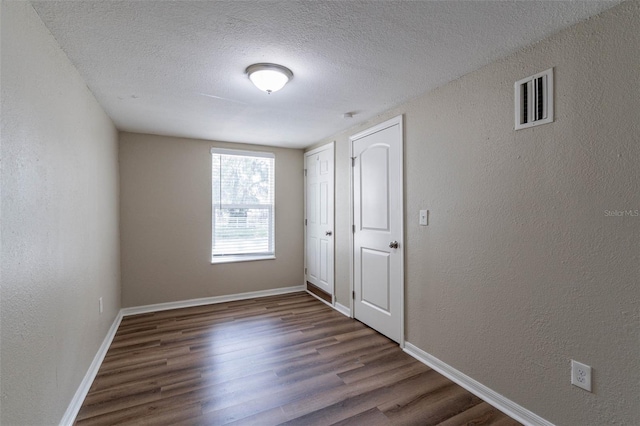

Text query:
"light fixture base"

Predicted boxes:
[[246, 63, 293, 94]]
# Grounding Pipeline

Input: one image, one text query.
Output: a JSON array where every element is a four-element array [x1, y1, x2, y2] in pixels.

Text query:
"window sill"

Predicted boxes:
[[211, 255, 275, 265]]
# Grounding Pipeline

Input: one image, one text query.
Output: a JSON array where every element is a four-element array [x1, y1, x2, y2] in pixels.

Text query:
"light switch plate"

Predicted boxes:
[[419, 210, 428, 226]]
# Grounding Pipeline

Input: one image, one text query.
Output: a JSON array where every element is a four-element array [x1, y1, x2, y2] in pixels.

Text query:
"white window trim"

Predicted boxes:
[[210, 147, 276, 264], [210, 147, 275, 158], [211, 254, 276, 265]]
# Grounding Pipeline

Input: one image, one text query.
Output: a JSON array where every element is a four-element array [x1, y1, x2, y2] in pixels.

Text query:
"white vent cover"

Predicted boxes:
[[515, 68, 554, 130]]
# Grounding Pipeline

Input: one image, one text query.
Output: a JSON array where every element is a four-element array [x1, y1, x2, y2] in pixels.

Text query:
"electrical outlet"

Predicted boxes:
[[99, 297, 103, 314], [571, 360, 591, 392], [419, 209, 428, 226]]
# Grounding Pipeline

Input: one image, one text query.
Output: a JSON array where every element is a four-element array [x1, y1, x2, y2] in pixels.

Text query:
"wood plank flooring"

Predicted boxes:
[[75, 292, 521, 425], [306, 282, 332, 304]]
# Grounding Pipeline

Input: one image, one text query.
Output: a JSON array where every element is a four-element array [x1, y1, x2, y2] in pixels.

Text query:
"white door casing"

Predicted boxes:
[[350, 116, 403, 343], [305, 143, 335, 297]]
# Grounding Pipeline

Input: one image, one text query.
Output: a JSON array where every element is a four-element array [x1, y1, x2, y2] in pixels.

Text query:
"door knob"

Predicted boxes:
[[326, 231, 333, 236], [389, 241, 399, 249]]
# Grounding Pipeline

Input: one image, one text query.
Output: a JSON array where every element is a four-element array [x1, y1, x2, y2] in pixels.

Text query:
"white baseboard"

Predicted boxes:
[[334, 302, 351, 317], [59, 311, 123, 426], [121, 285, 305, 316], [403, 342, 554, 426]]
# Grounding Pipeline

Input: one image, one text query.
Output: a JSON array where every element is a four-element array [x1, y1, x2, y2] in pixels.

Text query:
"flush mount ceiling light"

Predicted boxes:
[[246, 63, 293, 94]]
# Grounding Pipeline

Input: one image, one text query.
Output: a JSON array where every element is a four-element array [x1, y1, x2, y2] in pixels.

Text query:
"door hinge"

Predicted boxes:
[[351, 157, 356, 167], [352, 224, 355, 233], [304, 268, 307, 275], [352, 290, 355, 299], [305, 219, 307, 226], [304, 169, 307, 176]]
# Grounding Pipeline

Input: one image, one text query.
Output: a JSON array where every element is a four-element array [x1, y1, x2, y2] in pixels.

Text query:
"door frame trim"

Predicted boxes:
[[304, 141, 335, 303], [349, 115, 404, 347]]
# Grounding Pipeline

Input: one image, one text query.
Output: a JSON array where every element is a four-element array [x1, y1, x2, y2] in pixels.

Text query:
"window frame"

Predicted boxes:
[[210, 147, 276, 264]]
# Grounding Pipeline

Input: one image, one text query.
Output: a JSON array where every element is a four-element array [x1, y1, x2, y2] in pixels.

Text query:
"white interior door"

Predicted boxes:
[[351, 116, 403, 343], [305, 143, 334, 297]]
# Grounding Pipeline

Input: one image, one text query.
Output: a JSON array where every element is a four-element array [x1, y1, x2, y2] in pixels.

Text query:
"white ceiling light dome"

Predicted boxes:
[[246, 63, 293, 94]]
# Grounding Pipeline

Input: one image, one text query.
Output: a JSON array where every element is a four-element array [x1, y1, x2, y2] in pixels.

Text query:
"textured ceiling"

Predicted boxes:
[[31, 0, 619, 149]]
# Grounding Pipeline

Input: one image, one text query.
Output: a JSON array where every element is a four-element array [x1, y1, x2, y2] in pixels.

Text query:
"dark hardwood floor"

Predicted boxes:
[[75, 292, 520, 425], [306, 282, 332, 304]]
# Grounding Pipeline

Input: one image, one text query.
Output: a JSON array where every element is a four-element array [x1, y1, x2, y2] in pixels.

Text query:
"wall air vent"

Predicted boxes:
[[515, 67, 553, 130]]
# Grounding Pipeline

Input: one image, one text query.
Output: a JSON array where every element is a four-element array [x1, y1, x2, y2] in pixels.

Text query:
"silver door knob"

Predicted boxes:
[[389, 241, 399, 249], [325, 231, 333, 236]]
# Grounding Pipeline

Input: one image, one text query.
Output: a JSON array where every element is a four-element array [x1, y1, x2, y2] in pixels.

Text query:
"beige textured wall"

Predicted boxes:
[[119, 132, 304, 307], [309, 2, 639, 424], [1, 2, 121, 424]]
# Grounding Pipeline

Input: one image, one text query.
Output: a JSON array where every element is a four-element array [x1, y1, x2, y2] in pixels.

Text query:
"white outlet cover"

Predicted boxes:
[[571, 359, 592, 392]]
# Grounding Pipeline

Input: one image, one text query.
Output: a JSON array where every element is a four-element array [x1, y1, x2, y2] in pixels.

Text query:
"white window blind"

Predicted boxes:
[[211, 148, 275, 260]]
